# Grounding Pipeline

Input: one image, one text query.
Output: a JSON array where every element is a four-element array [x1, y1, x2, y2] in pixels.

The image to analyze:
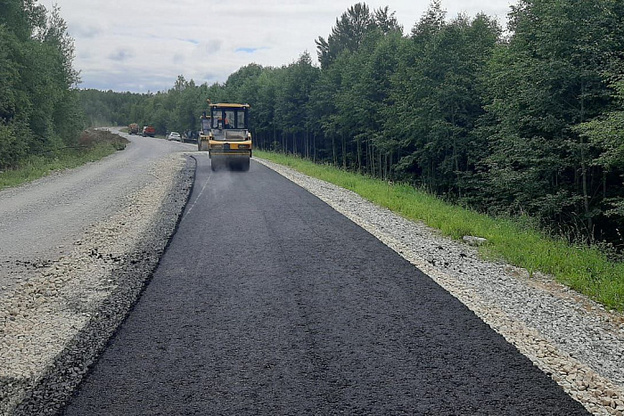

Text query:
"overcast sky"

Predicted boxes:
[[40, 0, 514, 93]]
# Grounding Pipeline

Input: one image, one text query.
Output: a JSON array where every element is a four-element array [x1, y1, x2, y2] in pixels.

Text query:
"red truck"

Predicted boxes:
[[142, 125, 155, 137]]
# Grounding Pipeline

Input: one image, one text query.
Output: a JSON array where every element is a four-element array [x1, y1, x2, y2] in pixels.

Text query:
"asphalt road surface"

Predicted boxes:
[[61, 155, 589, 415]]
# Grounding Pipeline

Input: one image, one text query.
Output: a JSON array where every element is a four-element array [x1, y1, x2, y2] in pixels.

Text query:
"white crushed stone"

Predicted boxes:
[[0, 153, 190, 415], [257, 157, 624, 416]]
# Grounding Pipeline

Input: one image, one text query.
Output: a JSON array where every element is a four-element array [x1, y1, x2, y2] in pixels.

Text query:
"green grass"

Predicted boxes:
[[256, 150, 624, 311], [0, 144, 119, 190]]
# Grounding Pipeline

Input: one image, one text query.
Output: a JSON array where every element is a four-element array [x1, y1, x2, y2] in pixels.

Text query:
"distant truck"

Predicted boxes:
[[142, 125, 155, 137], [128, 123, 139, 135]]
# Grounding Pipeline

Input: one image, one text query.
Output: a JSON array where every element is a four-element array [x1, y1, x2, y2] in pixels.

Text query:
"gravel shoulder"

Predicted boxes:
[[256, 158, 624, 416], [0, 131, 193, 294], [0, 133, 194, 415]]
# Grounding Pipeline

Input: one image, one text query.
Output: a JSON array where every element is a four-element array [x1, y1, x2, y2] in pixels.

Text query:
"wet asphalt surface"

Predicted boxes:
[[61, 155, 589, 415]]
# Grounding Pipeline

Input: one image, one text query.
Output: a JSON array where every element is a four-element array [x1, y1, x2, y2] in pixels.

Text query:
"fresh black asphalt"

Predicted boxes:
[[61, 156, 589, 415]]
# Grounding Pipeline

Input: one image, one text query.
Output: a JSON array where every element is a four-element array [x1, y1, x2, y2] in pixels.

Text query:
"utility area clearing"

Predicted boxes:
[[198, 102, 252, 171]]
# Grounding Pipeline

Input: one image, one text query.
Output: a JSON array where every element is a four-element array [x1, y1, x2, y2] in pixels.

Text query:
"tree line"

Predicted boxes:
[[72, 1, 624, 249], [0, 0, 83, 170]]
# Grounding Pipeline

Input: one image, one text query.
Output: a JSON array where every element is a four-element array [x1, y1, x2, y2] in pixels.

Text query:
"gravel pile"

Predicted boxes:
[[257, 158, 624, 416], [0, 153, 194, 415]]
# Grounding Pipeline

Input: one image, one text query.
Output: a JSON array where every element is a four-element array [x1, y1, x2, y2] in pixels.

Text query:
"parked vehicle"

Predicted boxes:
[[142, 126, 155, 137], [128, 123, 139, 135], [183, 130, 197, 143], [167, 132, 182, 141]]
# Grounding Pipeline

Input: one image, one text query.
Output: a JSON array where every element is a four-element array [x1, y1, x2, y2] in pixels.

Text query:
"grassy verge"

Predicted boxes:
[[0, 130, 128, 190], [256, 150, 624, 311]]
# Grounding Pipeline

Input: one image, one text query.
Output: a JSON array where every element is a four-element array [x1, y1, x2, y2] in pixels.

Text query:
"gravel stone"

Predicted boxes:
[[256, 157, 624, 416], [0, 151, 194, 415]]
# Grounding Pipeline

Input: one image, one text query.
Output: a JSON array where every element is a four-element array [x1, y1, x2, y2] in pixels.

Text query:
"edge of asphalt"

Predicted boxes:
[[9, 155, 197, 416]]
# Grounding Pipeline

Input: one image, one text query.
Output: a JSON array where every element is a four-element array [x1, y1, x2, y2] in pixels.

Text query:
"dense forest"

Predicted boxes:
[[0, 0, 83, 169], [79, 1, 624, 249], [4, 0, 624, 250]]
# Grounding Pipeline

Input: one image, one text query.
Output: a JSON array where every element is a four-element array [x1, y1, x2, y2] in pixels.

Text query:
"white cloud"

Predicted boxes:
[[40, 0, 515, 92]]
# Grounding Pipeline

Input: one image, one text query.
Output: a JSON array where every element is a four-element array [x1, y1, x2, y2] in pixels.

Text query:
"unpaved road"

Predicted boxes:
[[0, 130, 193, 294], [61, 155, 588, 415], [0, 130, 195, 415]]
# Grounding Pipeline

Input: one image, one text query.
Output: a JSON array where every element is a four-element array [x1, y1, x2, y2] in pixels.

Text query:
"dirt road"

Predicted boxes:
[[0, 130, 192, 294], [0, 130, 194, 415]]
